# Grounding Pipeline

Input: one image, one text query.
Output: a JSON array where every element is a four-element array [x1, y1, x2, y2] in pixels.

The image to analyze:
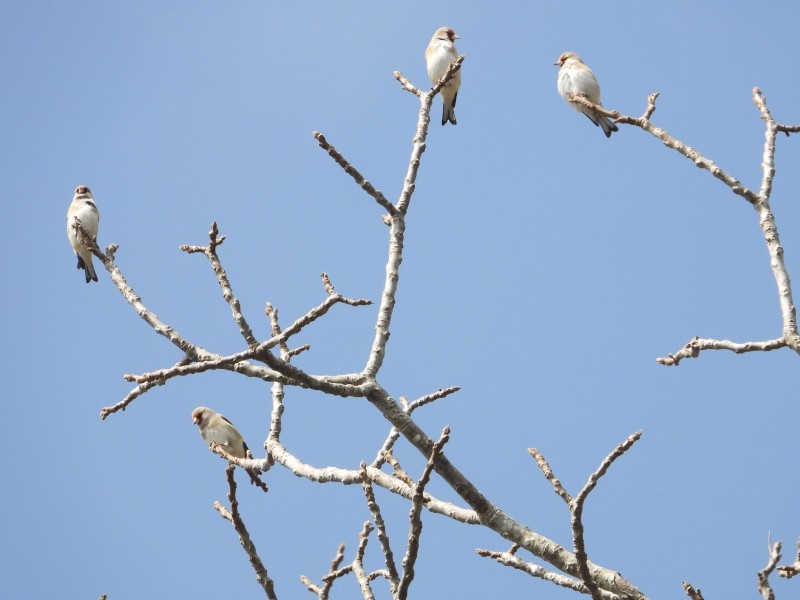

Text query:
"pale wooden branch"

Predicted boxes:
[[179, 221, 258, 348], [214, 464, 277, 599], [371, 386, 460, 470], [364, 385, 647, 599], [757, 537, 782, 600], [778, 538, 800, 579], [397, 426, 450, 600], [301, 543, 346, 599], [352, 521, 376, 600], [359, 463, 400, 593], [73, 221, 213, 366], [572, 88, 800, 361], [100, 275, 372, 418], [313, 132, 397, 216], [266, 435, 479, 523], [528, 447, 573, 505], [571, 431, 642, 600], [656, 336, 787, 366], [209, 442, 269, 492], [475, 549, 621, 600], [682, 581, 705, 600]]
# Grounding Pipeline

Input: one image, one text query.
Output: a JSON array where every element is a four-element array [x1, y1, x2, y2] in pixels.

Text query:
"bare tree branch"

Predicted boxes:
[[397, 426, 450, 600], [571, 431, 643, 600], [475, 549, 621, 600], [359, 463, 400, 593], [569, 88, 800, 361], [313, 132, 397, 216], [214, 464, 277, 599], [682, 581, 705, 600], [778, 538, 800, 579], [757, 537, 782, 600]]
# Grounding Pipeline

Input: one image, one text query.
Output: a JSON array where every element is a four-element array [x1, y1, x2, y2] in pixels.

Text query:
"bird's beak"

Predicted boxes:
[[192, 416, 200, 425], [554, 60, 562, 66], [453, 34, 460, 40]]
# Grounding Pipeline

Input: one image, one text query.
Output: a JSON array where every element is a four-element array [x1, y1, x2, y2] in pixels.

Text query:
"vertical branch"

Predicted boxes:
[[752, 88, 799, 351]]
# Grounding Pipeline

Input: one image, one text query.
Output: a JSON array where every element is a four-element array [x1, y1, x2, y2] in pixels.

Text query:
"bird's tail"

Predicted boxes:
[[600, 116, 619, 138], [442, 104, 457, 126], [78, 255, 99, 283]]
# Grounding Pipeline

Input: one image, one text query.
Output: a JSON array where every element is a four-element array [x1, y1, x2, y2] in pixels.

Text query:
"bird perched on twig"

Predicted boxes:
[[192, 406, 269, 492], [192, 406, 249, 459], [66, 185, 100, 283], [425, 26, 461, 126], [555, 51, 618, 138]]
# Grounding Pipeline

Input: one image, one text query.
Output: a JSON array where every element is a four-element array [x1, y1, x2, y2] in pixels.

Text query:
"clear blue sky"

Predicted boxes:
[[2, 2, 798, 598]]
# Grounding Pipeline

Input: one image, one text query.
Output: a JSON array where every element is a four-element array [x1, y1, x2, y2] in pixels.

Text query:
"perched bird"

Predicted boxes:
[[66, 185, 100, 283], [192, 406, 249, 458], [555, 51, 618, 138], [425, 26, 461, 126]]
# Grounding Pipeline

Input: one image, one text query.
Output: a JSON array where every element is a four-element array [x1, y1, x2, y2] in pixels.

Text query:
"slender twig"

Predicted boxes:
[[778, 538, 800, 579], [758, 537, 782, 600], [475, 549, 621, 600], [570, 431, 643, 600], [359, 463, 400, 593], [313, 132, 397, 216], [352, 521, 376, 600], [371, 386, 460, 469], [682, 581, 705, 600], [397, 427, 449, 600], [214, 465, 277, 599], [180, 221, 259, 349], [528, 447, 573, 505]]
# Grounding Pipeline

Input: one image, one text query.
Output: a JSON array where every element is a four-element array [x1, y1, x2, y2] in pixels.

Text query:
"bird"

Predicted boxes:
[[555, 51, 618, 138], [66, 185, 100, 283], [425, 26, 461, 126], [192, 406, 249, 458]]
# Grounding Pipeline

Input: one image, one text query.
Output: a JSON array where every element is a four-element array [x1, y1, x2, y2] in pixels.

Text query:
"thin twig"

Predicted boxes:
[[758, 536, 782, 600], [214, 465, 277, 599], [528, 447, 572, 505], [475, 549, 621, 600], [359, 463, 400, 593], [313, 132, 397, 216]]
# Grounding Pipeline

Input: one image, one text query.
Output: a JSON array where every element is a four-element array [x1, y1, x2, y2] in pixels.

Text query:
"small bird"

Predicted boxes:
[[555, 51, 618, 138], [425, 26, 461, 126], [66, 185, 100, 283], [192, 406, 249, 458]]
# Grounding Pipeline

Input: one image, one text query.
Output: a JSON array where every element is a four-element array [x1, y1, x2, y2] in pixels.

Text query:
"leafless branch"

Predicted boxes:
[[656, 336, 787, 366], [571, 89, 800, 362], [359, 463, 400, 593], [313, 132, 397, 216], [214, 464, 277, 599], [529, 447, 573, 505], [397, 426, 450, 600], [475, 549, 621, 600], [352, 521, 376, 600], [757, 537, 782, 600], [778, 538, 800, 579], [571, 431, 643, 600], [682, 581, 705, 600]]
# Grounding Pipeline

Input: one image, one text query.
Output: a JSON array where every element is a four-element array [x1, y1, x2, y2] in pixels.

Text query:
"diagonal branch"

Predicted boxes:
[[180, 221, 259, 349], [570, 431, 643, 600], [313, 132, 397, 216], [214, 464, 277, 599]]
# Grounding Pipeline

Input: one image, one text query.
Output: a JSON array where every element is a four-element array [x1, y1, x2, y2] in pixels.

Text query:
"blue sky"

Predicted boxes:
[[2, 2, 799, 598]]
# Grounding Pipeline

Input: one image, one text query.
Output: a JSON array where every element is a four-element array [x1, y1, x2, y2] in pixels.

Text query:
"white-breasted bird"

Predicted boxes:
[[192, 406, 249, 458], [425, 26, 461, 126], [66, 185, 100, 283], [555, 51, 618, 138]]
